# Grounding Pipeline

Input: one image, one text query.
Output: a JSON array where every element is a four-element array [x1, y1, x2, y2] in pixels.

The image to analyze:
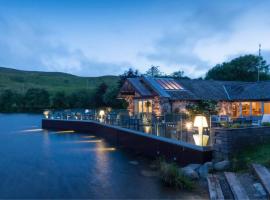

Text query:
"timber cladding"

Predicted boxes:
[[42, 119, 212, 166]]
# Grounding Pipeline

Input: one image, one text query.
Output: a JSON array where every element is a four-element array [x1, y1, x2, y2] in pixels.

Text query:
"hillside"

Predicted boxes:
[[0, 67, 119, 94]]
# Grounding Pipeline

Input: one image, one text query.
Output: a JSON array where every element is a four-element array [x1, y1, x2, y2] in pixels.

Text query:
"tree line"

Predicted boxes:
[[0, 83, 127, 112], [0, 54, 269, 113]]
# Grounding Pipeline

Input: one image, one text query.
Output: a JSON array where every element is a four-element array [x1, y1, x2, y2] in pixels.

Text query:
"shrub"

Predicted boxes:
[[262, 122, 270, 127], [158, 160, 193, 190]]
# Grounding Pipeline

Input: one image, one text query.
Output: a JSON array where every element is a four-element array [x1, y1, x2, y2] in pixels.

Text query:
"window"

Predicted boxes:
[[135, 99, 152, 113], [252, 102, 262, 116], [156, 79, 183, 90], [242, 102, 250, 116], [264, 102, 270, 114]]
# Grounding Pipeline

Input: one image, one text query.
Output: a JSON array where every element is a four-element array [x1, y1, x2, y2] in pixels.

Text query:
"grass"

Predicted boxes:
[[156, 157, 194, 190], [0, 66, 119, 94], [232, 142, 270, 171]]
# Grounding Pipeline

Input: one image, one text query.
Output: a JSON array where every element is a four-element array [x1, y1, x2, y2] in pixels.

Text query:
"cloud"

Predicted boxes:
[[0, 16, 127, 76], [140, 0, 270, 78]]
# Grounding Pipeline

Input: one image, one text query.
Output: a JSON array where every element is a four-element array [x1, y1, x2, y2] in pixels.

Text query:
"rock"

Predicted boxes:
[[129, 161, 139, 165], [141, 170, 159, 177], [183, 164, 201, 172], [198, 162, 212, 179], [181, 167, 199, 180], [214, 160, 230, 171]]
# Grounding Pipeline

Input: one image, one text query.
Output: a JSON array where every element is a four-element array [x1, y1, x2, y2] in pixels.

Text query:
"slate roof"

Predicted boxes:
[[124, 77, 270, 101], [127, 78, 152, 96]]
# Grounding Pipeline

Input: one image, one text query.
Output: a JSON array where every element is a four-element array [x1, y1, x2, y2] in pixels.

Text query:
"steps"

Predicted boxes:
[[207, 164, 270, 199], [207, 174, 224, 200], [252, 164, 270, 196], [224, 172, 250, 200]]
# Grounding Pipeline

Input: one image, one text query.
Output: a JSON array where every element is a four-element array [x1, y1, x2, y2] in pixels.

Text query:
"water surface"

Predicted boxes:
[[0, 114, 206, 199]]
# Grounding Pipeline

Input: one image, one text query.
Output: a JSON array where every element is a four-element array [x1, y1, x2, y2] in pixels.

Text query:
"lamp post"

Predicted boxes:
[[193, 115, 209, 146]]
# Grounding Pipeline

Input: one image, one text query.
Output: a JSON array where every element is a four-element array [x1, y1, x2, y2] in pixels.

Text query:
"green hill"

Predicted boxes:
[[0, 67, 119, 94]]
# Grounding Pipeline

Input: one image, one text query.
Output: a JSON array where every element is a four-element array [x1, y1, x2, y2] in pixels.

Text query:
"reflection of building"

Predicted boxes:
[[118, 76, 270, 118]]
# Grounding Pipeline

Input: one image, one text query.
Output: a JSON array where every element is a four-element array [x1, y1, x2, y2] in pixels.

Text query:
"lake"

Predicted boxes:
[[0, 114, 206, 199]]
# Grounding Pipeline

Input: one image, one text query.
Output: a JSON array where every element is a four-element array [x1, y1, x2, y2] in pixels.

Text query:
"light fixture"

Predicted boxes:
[[193, 115, 209, 146], [99, 110, 105, 122], [43, 110, 50, 119], [185, 122, 192, 131]]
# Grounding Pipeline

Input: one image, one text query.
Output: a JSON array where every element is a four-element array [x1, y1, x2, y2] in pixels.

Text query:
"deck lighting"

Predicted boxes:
[[193, 115, 209, 146], [99, 110, 105, 122], [43, 110, 50, 119], [185, 122, 193, 131]]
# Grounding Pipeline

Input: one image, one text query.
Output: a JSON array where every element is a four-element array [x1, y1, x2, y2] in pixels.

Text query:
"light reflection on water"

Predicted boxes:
[[0, 114, 189, 199]]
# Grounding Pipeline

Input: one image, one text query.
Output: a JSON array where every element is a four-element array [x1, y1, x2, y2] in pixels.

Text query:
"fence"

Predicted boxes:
[[45, 109, 214, 147]]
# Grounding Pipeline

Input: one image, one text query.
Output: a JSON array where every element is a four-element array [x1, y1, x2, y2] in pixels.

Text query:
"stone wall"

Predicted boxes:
[[212, 126, 270, 161]]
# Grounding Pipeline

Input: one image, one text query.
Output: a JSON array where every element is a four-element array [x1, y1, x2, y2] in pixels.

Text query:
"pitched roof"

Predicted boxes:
[[122, 77, 270, 101]]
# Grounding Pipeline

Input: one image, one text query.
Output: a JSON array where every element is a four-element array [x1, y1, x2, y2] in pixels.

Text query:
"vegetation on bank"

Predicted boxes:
[[0, 54, 269, 113], [156, 158, 194, 190], [232, 142, 270, 171]]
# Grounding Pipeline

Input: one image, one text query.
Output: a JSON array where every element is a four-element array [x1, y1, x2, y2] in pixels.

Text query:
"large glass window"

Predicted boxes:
[[242, 102, 250, 116], [252, 102, 262, 116], [135, 99, 153, 113], [264, 102, 270, 114], [232, 102, 241, 117]]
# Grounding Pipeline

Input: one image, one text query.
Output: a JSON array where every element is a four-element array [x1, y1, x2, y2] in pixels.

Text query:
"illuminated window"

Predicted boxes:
[[232, 102, 241, 117], [135, 100, 153, 113], [156, 79, 183, 90], [265, 102, 270, 114], [242, 102, 250, 116], [252, 102, 262, 116]]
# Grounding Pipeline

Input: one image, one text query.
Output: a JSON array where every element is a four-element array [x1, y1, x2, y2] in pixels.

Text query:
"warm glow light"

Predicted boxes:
[[74, 140, 102, 143], [82, 135, 96, 138], [193, 115, 209, 146], [185, 122, 193, 130], [43, 110, 50, 118], [99, 110, 105, 117], [56, 130, 75, 133], [144, 126, 152, 133], [20, 128, 44, 133]]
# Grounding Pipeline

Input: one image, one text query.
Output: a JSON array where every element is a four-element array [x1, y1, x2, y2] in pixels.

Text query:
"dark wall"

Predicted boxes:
[[213, 126, 270, 161], [42, 119, 212, 166]]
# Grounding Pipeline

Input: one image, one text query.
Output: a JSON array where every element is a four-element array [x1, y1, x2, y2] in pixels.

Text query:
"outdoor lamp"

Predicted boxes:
[[193, 115, 209, 146], [99, 110, 105, 122], [43, 110, 50, 119]]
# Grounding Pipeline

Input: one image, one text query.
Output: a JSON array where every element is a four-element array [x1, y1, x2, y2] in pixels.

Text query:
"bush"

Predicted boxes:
[[262, 122, 270, 127], [158, 160, 193, 190]]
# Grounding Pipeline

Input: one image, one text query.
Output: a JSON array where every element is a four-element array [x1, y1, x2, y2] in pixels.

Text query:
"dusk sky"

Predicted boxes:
[[0, 0, 270, 77]]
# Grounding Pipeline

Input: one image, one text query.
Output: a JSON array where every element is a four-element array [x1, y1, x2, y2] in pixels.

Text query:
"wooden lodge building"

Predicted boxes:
[[118, 76, 270, 118]]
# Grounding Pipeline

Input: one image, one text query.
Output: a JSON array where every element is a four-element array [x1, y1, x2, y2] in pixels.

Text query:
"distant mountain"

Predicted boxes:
[[0, 67, 119, 94]]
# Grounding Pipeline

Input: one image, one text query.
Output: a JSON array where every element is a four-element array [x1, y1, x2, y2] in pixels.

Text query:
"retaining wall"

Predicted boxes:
[[213, 126, 270, 161], [42, 119, 212, 166]]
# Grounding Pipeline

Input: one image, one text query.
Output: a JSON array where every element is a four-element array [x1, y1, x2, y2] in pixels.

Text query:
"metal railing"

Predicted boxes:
[[44, 109, 214, 147]]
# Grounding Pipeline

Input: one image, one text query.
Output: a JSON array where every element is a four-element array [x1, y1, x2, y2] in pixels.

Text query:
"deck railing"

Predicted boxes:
[[44, 109, 215, 147]]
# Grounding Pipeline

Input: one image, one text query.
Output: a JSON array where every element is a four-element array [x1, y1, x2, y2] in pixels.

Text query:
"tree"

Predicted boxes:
[[186, 100, 218, 118], [68, 89, 94, 108], [145, 65, 163, 77], [0, 90, 23, 112], [93, 82, 108, 108], [52, 91, 68, 109], [205, 55, 270, 81], [24, 88, 50, 111], [103, 87, 127, 108], [170, 70, 190, 79], [119, 68, 140, 86]]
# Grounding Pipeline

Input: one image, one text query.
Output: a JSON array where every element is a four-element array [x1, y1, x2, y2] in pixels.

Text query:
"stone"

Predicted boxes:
[[198, 163, 210, 179], [129, 161, 139, 165], [183, 164, 201, 172], [181, 167, 199, 180], [204, 162, 214, 172], [214, 160, 231, 171]]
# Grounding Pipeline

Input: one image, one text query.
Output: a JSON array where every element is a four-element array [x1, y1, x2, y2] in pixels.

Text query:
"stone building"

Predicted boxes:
[[118, 76, 270, 118]]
